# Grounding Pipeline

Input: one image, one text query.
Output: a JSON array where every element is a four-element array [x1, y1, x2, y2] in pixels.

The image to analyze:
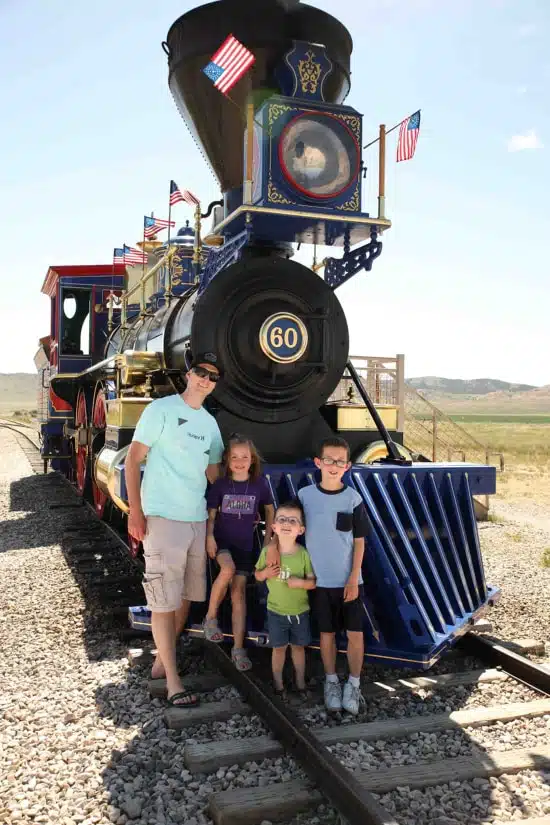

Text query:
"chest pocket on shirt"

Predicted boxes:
[[336, 511, 353, 532]]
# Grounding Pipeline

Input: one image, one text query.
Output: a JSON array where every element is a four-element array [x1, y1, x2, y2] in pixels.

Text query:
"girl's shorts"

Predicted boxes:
[[216, 546, 256, 577]]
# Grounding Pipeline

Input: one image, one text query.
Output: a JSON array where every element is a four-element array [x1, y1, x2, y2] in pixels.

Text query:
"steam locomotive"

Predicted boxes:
[[35, 0, 498, 669]]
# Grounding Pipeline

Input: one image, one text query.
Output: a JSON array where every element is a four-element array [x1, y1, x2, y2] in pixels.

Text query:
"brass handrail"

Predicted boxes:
[[121, 246, 178, 326]]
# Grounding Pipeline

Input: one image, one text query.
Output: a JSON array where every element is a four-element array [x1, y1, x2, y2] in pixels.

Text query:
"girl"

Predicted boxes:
[[203, 434, 274, 671]]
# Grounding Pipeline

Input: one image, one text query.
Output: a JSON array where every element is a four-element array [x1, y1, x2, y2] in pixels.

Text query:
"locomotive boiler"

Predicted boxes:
[[35, 0, 499, 669]]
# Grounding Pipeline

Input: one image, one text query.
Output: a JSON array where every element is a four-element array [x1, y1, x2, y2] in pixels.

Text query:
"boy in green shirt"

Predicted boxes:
[[255, 500, 316, 697]]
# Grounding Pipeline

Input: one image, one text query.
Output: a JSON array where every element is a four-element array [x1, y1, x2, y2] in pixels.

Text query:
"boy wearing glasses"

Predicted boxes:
[[255, 501, 316, 697], [299, 437, 368, 715], [126, 352, 224, 708]]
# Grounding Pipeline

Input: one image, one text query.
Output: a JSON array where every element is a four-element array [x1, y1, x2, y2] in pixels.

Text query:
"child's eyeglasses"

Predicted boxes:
[[320, 457, 348, 468], [193, 366, 219, 383], [275, 516, 302, 526]]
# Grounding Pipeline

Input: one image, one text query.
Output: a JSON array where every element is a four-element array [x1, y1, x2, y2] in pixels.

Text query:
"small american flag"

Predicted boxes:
[[396, 110, 421, 162], [170, 180, 184, 206], [203, 34, 255, 95], [181, 189, 200, 207], [123, 244, 147, 264], [113, 247, 124, 265], [144, 215, 175, 239]]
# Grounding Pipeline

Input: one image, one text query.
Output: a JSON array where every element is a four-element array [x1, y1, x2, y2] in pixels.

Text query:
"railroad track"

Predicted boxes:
[[5, 425, 550, 825], [0, 419, 44, 473]]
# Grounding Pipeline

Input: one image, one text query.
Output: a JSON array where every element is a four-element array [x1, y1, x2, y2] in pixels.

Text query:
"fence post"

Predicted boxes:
[[432, 410, 437, 461], [396, 353, 405, 433]]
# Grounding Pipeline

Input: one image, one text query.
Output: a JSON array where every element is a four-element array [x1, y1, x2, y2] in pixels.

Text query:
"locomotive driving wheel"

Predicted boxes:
[[91, 386, 107, 517], [74, 389, 89, 494]]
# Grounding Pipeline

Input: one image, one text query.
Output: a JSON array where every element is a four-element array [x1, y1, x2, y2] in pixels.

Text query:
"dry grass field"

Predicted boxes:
[[459, 418, 550, 508]]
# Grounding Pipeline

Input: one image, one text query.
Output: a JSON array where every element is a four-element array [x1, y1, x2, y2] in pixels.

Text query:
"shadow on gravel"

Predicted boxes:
[[1, 472, 75, 553], [4, 472, 146, 662], [91, 638, 550, 825], [94, 645, 225, 825]]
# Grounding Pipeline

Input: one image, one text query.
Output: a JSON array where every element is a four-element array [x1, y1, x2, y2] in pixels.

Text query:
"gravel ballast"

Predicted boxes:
[[2, 428, 550, 825]]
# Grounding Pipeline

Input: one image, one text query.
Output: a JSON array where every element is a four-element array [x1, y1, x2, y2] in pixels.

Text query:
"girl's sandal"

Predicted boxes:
[[203, 618, 224, 643], [231, 647, 252, 671], [273, 685, 287, 701]]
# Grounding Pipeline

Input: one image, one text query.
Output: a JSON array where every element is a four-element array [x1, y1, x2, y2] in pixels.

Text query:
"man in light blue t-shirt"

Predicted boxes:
[[126, 352, 224, 708]]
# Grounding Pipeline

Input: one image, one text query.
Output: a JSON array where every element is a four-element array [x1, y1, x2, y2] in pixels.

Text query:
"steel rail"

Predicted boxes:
[[0, 422, 41, 450], [459, 632, 550, 695], [206, 642, 398, 825]]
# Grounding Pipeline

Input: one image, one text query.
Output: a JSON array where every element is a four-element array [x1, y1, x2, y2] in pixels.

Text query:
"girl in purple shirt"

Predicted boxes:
[[203, 434, 274, 670]]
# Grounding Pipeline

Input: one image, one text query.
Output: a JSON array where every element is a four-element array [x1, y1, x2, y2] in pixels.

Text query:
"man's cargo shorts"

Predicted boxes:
[[142, 517, 207, 612]]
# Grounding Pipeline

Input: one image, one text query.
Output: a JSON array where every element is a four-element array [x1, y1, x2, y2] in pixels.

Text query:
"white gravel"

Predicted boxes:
[[479, 504, 550, 646], [2, 427, 550, 825]]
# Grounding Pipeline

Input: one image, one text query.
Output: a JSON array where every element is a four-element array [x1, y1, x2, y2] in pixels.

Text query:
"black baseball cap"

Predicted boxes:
[[189, 351, 223, 377]]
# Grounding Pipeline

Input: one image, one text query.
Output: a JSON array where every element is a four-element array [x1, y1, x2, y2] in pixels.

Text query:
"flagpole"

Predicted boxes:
[[378, 124, 386, 220], [243, 75, 255, 204], [192, 202, 202, 284], [108, 254, 115, 333], [363, 110, 418, 149], [167, 186, 173, 304]]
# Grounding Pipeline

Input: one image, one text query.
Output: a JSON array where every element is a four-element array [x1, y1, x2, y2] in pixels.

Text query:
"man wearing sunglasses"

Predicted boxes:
[[125, 352, 224, 708]]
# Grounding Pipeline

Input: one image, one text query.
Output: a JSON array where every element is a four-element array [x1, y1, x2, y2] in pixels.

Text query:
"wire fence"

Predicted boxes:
[[403, 386, 504, 470], [330, 355, 503, 472]]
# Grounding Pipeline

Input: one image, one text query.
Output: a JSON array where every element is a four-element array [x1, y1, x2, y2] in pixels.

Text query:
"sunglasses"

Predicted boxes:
[[275, 516, 302, 526], [320, 457, 348, 468], [192, 366, 220, 383]]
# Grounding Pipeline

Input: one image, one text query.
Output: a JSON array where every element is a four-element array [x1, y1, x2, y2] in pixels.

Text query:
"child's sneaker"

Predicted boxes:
[[342, 680, 363, 715], [324, 679, 342, 711]]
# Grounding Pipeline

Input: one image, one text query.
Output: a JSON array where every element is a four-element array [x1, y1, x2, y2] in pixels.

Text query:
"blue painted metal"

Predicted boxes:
[[198, 227, 251, 294], [275, 41, 336, 103], [324, 226, 383, 288], [127, 460, 499, 670]]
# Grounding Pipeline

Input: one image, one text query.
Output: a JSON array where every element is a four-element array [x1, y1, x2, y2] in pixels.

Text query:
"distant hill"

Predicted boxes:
[[407, 377, 549, 415], [0, 373, 37, 412], [407, 376, 537, 394]]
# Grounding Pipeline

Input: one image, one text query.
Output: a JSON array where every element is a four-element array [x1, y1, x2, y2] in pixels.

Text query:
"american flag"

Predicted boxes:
[[144, 215, 175, 238], [170, 180, 184, 206], [396, 110, 421, 162], [123, 244, 147, 264], [113, 247, 124, 265], [203, 34, 255, 96], [181, 189, 200, 207]]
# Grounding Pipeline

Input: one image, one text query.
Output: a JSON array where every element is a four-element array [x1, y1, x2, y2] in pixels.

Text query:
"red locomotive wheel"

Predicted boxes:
[[75, 390, 88, 494], [92, 388, 107, 517]]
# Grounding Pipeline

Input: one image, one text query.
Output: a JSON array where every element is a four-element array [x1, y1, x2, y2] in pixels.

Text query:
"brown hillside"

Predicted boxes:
[[427, 385, 550, 414], [0, 373, 37, 412]]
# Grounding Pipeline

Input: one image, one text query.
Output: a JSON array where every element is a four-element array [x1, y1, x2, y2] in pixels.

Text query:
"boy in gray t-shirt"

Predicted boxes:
[[297, 437, 368, 715]]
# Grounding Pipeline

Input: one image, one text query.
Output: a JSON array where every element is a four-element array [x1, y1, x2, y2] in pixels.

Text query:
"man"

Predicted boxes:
[[126, 353, 224, 707]]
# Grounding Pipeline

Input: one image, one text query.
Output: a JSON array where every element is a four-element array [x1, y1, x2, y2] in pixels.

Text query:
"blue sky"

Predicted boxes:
[[0, 0, 548, 385]]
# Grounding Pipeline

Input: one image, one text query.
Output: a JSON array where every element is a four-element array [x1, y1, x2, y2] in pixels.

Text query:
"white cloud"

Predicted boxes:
[[507, 130, 543, 152], [518, 22, 537, 37]]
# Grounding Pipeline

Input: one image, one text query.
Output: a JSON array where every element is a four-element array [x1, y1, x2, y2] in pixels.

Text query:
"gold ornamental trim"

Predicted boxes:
[[267, 178, 293, 205], [336, 183, 361, 212], [298, 50, 322, 95], [268, 103, 294, 128]]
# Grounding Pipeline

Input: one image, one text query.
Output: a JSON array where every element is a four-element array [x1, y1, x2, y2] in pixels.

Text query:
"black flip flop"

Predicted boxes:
[[166, 690, 200, 707]]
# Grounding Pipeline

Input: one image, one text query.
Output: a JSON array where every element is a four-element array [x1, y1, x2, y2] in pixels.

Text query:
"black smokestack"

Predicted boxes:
[[163, 0, 352, 192]]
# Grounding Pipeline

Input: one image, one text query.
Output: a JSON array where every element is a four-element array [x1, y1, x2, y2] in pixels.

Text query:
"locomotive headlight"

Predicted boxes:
[[279, 112, 359, 199]]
